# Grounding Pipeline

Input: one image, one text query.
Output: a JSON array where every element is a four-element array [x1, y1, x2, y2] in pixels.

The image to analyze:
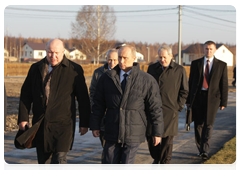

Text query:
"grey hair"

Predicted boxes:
[[118, 45, 136, 58], [106, 49, 118, 59], [158, 45, 172, 56]]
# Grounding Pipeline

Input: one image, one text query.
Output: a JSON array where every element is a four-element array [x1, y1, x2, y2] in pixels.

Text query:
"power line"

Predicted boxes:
[[183, 14, 235, 29], [183, 8, 236, 24], [182, 5, 236, 12], [6, 6, 178, 13], [182, 21, 235, 33]]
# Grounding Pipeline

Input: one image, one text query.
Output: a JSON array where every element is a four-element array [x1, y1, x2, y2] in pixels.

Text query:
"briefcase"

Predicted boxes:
[[14, 115, 44, 149], [185, 108, 192, 131]]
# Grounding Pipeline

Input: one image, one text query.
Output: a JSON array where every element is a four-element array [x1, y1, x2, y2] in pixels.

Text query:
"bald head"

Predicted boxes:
[[46, 39, 65, 66]]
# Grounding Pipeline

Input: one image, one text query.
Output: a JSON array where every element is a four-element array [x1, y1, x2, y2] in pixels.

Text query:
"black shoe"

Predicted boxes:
[[201, 152, 208, 160], [151, 159, 159, 170], [197, 152, 202, 157]]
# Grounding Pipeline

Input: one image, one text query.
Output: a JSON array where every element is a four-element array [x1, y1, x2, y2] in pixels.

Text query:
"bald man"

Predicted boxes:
[[18, 39, 91, 164]]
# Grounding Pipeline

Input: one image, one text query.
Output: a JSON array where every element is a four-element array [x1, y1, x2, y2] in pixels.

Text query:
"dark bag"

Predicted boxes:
[[14, 115, 44, 149], [185, 108, 192, 131]]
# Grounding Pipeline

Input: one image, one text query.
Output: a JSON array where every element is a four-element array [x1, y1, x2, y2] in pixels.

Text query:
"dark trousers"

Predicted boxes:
[[103, 140, 140, 164], [36, 141, 67, 170], [147, 136, 174, 164], [193, 90, 213, 154]]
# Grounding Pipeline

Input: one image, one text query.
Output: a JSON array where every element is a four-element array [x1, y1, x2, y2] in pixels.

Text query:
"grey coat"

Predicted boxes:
[[147, 61, 188, 137]]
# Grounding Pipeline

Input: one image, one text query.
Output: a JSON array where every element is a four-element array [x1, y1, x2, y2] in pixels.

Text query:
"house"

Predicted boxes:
[[4, 48, 9, 58], [136, 52, 144, 61], [175, 43, 233, 66], [65, 48, 87, 60], [21, 42, 46, 60]]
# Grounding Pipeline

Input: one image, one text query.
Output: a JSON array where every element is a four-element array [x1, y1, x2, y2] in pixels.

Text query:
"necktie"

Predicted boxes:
[[121, 73, 128, 93], [203, 60, 210, 89], [45, 66, 55, 105]]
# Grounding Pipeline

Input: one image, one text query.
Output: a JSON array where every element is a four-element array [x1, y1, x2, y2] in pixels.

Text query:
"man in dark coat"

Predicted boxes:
[[90, 45, 164, 164], [18, 39, 91, 164], [146, 45, 188, 164], [232, 66, 236, 87], [186, 40, 228, 160], [89, 49, 118, 161]]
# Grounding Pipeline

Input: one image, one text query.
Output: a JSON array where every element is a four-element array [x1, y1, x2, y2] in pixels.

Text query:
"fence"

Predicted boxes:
[[4, 63, 234, 79]]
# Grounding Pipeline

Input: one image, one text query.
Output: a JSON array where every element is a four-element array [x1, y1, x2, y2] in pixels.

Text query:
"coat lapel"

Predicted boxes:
[[209, 57, 218, 84]]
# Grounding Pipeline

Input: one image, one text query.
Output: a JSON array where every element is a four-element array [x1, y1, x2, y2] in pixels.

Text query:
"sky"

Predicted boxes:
[[3, 2, 237, 45]]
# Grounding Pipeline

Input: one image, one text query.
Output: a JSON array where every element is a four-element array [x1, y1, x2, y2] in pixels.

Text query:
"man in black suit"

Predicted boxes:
[[186, 40, 228, 160]]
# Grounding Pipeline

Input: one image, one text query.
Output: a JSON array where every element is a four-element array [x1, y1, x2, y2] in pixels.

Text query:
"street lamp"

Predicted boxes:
[[146, 47, 150, 62]]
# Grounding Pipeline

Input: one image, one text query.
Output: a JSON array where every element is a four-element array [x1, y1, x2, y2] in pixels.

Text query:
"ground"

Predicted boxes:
[[4, 77, 236, 132]]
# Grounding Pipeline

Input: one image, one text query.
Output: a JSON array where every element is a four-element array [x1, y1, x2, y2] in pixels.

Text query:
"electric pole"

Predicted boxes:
[[178, 5, 182, 65]]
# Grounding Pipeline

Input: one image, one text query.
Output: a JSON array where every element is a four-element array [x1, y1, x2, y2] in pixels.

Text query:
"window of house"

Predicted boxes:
[[38, 52, 43, 56], [223, 49, 225, 53], [30, 51, 32, 56], [25, 51, 27, 56]]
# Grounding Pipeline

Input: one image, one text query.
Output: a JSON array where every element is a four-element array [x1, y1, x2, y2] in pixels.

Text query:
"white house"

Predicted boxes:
[[65, 48, 87, 60], [21, 42, 46, 59], [136, 52, 144, 61], [175, 43, 233, 66], [4, 48, 9, 58]]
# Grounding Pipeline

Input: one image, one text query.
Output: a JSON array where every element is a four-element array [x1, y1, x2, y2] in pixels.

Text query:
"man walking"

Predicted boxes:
[[186, 40, 228, 159], [90, 45, 164, 164], [18, 39, 91, 164], [147, 45, 188, 164]]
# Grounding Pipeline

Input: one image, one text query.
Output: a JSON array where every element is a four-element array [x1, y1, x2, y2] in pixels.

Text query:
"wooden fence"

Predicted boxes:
[[4, 63, 234, 79]]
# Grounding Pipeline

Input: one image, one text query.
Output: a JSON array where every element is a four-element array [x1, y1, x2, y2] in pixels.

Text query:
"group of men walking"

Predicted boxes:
[[17, 39, 228, 164]]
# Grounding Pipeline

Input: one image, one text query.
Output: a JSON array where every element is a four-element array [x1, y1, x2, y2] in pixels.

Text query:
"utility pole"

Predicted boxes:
[[178, 5, 182, 65], [97, 5, 100, 65]]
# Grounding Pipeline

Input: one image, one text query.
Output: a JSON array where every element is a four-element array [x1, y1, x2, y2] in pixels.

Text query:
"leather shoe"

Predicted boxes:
[[201, 152, 208, 160], [151, 159, 159, 170]]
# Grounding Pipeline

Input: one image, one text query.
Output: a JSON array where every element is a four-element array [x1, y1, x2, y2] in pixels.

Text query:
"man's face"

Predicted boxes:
[[107, 52, 118, 69], [204, 44, 216, 59], [118, 47, 136, 72], [46, 40, 65, 66], [159, 50, 172, 67]]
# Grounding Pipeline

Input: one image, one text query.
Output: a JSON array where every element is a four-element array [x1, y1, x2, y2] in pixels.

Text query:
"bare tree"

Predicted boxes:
[[71, 5, 116, 64]]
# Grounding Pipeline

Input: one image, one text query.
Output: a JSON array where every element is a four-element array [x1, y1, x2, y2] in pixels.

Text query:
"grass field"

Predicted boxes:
[[204, 136, 236, 164]]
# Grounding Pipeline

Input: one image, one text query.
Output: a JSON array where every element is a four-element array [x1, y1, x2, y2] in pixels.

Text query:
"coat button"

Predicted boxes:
[[120, 108, 122, 110]]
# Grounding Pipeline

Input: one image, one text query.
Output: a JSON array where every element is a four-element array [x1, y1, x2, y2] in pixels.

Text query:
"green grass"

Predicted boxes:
[[204, 136, 236, 164]]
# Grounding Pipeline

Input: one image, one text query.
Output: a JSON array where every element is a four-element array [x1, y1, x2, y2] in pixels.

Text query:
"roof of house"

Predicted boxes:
[[24, 42, 46, 50]]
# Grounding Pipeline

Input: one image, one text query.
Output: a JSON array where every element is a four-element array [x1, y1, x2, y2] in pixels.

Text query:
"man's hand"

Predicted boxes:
[[219, 106, 225, 110], [79, 127, 88, 136], [152, 136, 162, 146], [18, 121, 29, 131], [92, 130, 100, 137]]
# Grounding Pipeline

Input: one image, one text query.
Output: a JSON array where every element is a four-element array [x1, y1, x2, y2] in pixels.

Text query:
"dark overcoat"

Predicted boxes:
[[90, 63, 164, 144], [18, 56, 91, 152], [187, 57, 228, 125], [147, 61, 189, 137]]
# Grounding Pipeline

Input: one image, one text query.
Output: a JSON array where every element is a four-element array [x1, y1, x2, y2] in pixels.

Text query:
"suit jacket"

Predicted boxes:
[[187, 57, 228, 125], [147, 61, 188, 137], [18, 56, 91, 152]]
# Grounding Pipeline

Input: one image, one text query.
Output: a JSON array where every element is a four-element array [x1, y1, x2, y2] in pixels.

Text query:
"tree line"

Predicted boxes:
[[4, 36, 236, 63]]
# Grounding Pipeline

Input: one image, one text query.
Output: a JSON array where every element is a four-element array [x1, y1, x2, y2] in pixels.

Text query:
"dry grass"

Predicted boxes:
[[204, 136, 236, 164]]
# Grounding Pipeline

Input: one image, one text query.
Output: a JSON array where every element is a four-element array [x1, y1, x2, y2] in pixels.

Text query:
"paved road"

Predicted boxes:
[[4, 93, 236, 164]]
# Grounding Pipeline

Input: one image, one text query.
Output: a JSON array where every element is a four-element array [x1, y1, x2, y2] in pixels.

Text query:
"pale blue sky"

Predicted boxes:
[[3, 3, 237, 45]]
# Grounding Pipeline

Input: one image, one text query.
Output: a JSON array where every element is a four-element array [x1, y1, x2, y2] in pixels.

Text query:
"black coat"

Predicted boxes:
[[187, 57, 228, 125], [18, 56, 91, 152], [90, 63, 164, 144], [147, 61, 188, 137]]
